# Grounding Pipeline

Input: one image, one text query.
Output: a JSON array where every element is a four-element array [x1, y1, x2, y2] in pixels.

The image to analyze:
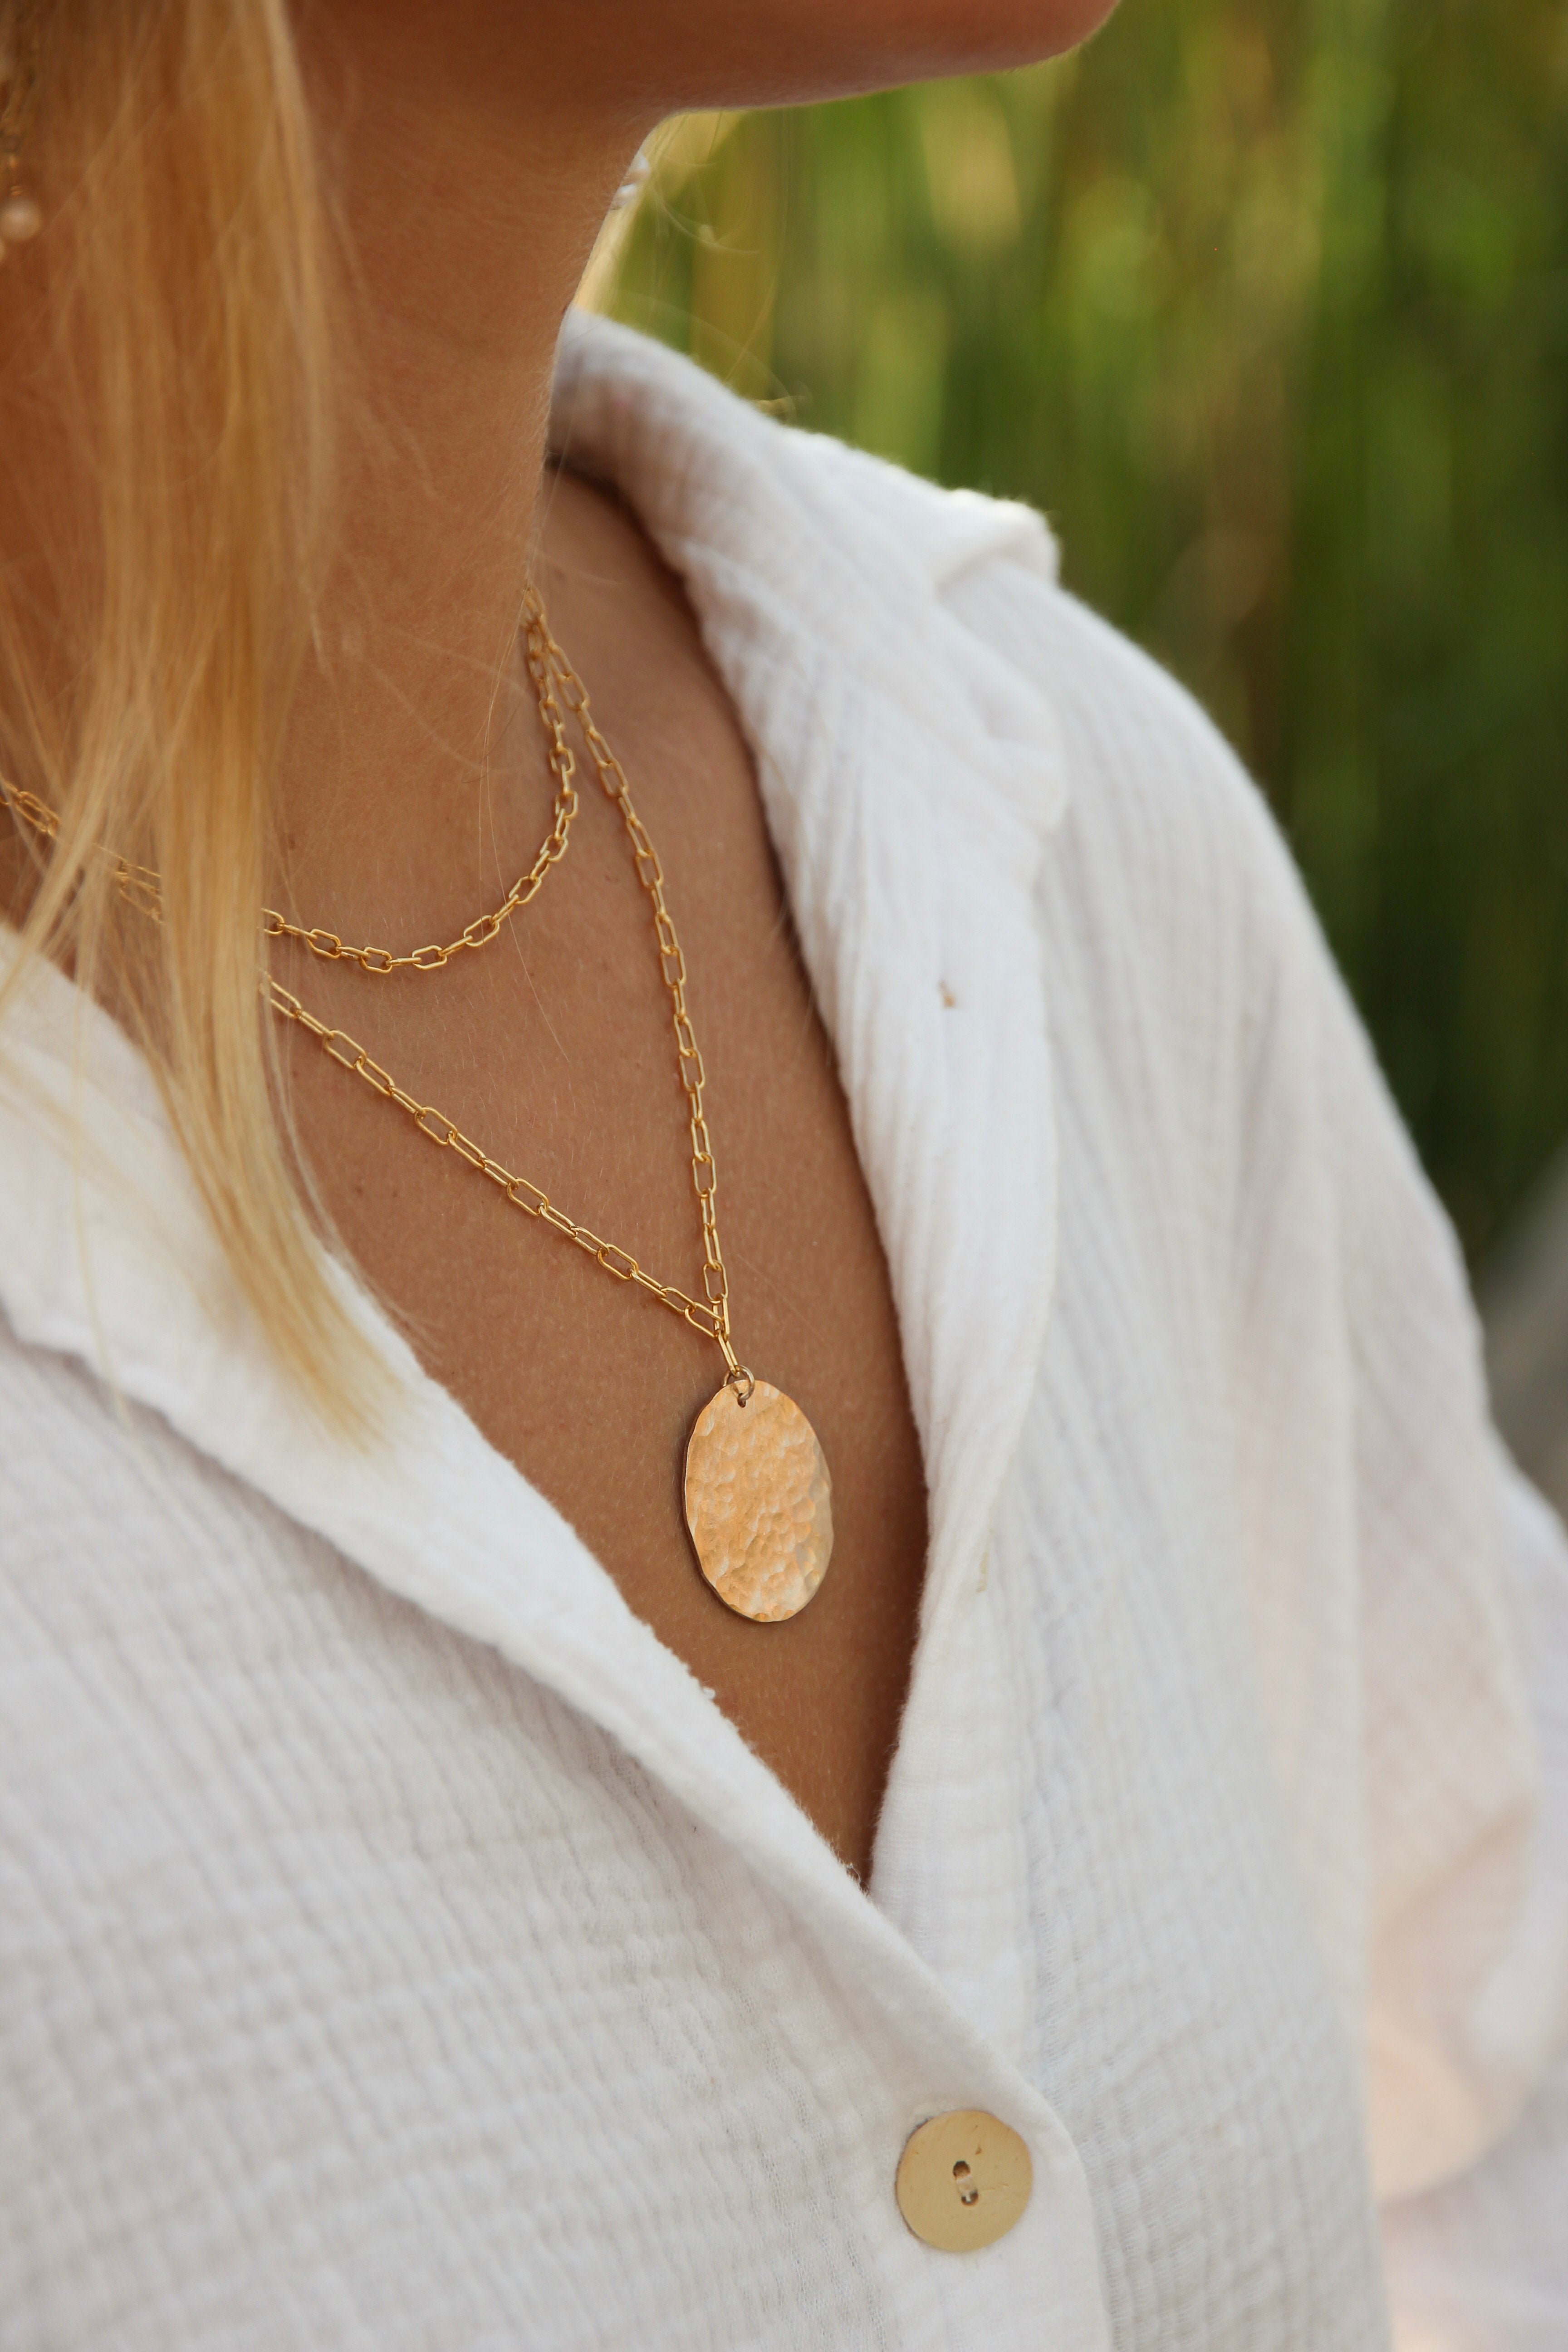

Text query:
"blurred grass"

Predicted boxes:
[[593, 0, 1568, 1263]]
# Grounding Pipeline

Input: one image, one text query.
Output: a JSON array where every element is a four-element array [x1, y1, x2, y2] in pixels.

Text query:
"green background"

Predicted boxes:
[[600, 0, 1568, 1265]]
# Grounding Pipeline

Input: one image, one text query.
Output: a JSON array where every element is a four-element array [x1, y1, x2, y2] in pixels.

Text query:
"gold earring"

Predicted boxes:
[[0, 2, 43, 255]]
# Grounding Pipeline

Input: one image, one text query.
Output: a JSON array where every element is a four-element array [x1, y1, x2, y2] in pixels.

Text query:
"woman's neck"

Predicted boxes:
[[274, 12, 652, 927]]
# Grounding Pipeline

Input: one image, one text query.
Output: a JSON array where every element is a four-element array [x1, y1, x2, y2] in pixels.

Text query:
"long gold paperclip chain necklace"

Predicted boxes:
[[0, 586, 834, 1625]]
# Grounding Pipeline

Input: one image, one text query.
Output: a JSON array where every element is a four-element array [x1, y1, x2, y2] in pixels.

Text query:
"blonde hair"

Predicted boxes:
[[0, 1, 362, 1421]]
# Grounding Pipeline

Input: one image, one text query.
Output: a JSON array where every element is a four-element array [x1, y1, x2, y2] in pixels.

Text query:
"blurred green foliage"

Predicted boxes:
[[600, 0, 1568, 1262]]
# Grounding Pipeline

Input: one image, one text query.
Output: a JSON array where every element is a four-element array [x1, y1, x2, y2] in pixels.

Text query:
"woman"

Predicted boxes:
[[1, 2, 1563, 2345]]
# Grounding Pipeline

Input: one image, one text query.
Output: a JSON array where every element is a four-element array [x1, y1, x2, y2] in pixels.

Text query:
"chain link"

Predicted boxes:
[[1, 586, 745, 1379], [0, 775, 167, 923]]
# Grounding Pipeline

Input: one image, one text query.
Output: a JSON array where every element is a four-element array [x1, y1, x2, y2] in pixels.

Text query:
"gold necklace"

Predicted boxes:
[[0, 589, 834, 1625], [2, 601, 585, 970], [262, 600, 583, 973]]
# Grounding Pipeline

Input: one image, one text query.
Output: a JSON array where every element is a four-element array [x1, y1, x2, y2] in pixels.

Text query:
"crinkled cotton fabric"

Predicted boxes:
[[2, 311, 1565, 2352]]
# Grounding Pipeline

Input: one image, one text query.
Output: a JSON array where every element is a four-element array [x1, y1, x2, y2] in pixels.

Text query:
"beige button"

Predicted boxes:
[[895, 2109, 1033, 2252]]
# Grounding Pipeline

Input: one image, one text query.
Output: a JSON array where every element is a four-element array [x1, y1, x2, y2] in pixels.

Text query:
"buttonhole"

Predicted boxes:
[[952, 2157, 980, 2205]]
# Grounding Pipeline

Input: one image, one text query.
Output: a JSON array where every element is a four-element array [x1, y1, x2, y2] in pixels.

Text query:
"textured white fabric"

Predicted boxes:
[[2, 310, 1565, 2351]]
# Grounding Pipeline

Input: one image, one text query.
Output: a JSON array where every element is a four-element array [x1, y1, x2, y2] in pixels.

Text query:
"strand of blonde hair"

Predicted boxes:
[[0, 0, 380, 1427]]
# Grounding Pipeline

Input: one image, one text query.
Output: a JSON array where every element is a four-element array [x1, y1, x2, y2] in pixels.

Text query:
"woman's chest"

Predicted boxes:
[[278, 598, 927, 1882]]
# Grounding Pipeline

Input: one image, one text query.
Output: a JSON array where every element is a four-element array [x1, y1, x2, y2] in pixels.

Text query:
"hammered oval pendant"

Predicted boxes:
[[683, 1381, 833, 1623]]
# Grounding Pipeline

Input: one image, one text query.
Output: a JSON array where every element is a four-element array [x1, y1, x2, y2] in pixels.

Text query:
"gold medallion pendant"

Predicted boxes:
[[684, 1377, 833, 1622]]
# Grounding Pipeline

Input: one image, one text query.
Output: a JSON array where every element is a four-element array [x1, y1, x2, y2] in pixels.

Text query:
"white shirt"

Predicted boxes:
[[2, 311, 1565, 2352]]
